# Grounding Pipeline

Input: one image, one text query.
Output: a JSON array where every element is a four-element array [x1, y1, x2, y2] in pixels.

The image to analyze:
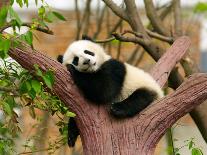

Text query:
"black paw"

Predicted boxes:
[[68, 117, 79, 147], [110, 103, 129, 118], [68, 133, 78, 147]]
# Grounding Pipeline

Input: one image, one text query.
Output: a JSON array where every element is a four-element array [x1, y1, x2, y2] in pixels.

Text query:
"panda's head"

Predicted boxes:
[[62, 40, 111, 72]]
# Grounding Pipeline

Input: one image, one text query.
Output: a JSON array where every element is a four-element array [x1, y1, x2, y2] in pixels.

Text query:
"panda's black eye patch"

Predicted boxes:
[[84, 50, 95, 56], [72, 56, 79, 66]]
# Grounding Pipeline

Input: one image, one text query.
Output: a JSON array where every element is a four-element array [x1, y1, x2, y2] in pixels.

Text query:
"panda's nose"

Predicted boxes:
[[83, 59, 90, 65]]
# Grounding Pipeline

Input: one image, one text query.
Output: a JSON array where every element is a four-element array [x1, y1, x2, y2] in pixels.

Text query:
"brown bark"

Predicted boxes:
[[7, 37, 204, 155]]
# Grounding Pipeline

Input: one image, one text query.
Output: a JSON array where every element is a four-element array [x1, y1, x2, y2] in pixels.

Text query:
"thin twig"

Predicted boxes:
[[83, 0, 92, 35], [93, 6, 107, 39], [173, 0, 182, 36], [144, 0, 169, 36], [0, 22, 53, 34], [102, 0, 128, 22], [94, 37, 115, 43], [145, 29, 174, 43], [0, 86, 19, 96], [127, 46, 140, 64], [74, 0, 81, 40], [112, 32, 146, 45], [135, 49, 144, 66]]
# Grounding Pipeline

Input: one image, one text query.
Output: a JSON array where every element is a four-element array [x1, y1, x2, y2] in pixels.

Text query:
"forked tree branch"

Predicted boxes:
[[144, 0, 169, 36], [8, 37, 204, 155]]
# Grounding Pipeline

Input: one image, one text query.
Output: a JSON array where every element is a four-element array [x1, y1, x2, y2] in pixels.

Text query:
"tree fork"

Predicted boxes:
[[8, 37, 206, 155]]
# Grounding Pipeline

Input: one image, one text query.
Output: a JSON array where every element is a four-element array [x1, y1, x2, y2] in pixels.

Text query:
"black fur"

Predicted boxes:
[[82, 35, 94, 42], [67, 59, 126, 104], [57, 55, 158, 147], [72, 56, 79, 66], [110, 88, 157, 118], [84, 50, 95, 56], [68, 117, 79, 147], [57, 55, 63, 63]]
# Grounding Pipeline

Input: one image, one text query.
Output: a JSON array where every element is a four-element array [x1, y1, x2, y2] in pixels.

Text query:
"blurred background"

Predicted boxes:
[[2, 0, 207, 154]]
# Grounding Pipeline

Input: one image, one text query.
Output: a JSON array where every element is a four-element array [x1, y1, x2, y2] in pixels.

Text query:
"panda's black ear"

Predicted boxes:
[[82, 34, 94, 42], [57, 55, 63, 63]]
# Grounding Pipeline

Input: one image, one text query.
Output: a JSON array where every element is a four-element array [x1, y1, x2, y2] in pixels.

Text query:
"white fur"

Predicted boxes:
[[63, 40, 164, 102], [63, 40, 111, 72], [115, 63, 164, 102]]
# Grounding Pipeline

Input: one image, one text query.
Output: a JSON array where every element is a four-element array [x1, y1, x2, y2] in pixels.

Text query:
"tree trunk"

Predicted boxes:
[[8, 37, 207, 155]]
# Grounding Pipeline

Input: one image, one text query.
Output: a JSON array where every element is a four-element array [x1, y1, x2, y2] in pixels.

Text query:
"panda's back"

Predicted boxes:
[[116, 63, 164, 102]]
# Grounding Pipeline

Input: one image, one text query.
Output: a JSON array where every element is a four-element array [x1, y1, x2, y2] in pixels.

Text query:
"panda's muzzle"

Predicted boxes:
[[83, 59, 90, 65]]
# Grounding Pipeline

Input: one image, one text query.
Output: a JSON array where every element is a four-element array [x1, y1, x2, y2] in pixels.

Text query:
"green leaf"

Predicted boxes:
[[52, 11, 66, 21], [34, 64, 43, 77], [28, 89, 36, 100], [9, 7, 22, 26], [5, 96, 16, 108], [20, 81, 31, 94], [3, 39, 11, 54], [35, 0, 38, 5], [38, 6, 45, 18], [194, 2, 207, 13], [0, 39, 11, 59], [23, 0, 29, 7], [16, 0, 23, 7], [10, 0, 14, 5], [31, 80, 41, 94], [66, 111, 76, 117], [45, 12, 55, 23], [192, 148, 203, 155], [189, 140, 194, 149], [0, 6, 8, 27], [25, 31, 33, 45], [3, 102, 12, 116], [42, 70, 55, 89]]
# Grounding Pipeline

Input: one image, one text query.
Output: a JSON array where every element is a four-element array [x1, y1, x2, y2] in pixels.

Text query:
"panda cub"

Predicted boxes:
[[57, 39, 163, 147]]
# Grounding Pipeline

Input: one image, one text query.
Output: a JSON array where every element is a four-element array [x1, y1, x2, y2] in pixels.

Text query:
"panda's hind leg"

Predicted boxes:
[[110, 88, 158, 118]]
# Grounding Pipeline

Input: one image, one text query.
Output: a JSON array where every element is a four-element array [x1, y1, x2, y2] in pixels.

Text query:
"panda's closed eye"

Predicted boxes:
[[72, 56, 79, 66], [84, 50, 95, 56]]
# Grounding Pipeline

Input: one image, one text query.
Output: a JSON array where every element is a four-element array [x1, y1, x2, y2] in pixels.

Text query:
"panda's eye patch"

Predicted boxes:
[[72, 56, 79, 66], [84, 50, 95, 56]]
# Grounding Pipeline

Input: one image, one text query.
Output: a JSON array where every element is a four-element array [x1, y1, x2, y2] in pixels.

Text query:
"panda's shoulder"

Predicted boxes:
[[101, 59, 125, 73]]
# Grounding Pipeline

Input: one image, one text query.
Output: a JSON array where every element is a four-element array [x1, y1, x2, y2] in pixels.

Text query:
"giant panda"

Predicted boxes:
[[57, 38, 164, 147]]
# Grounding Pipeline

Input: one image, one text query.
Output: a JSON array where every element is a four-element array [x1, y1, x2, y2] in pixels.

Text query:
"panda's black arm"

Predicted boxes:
[[67, 59, 126, 104], [68, 117, 80, 147], [110, 88, 158, 118], [56, 55, 80, 147]]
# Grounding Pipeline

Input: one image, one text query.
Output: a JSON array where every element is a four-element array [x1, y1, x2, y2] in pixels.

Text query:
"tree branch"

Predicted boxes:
[[144, 0, 169, 36], [150, 36, 190, 87], [124, 0, 148, 37], [101, 0, 128, 21], [173, 0, 182, 36], [0, 22, 54, 35], [112, 32, 145, 45], [7, 36, 194, 155]]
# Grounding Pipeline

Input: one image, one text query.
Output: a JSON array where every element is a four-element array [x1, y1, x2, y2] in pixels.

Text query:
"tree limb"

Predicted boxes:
[[173, 0, 182, 36], [7, 36, 195, 155], [144, 0, 169, 36], [0, 22, 53, 35], [101, 0, 128, 22]]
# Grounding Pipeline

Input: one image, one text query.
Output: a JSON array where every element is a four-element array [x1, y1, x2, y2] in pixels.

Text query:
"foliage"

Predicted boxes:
[[0, 0, 72, 154], [194, 2, 207, 13], [173, 138, 204, 155]]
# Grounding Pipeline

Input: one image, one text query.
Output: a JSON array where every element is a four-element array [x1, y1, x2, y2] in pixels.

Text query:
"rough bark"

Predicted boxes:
[[8, 37, 207, 155]]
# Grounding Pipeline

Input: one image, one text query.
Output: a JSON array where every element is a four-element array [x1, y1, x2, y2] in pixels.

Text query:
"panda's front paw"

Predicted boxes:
[[110, 103, 129, 118]]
